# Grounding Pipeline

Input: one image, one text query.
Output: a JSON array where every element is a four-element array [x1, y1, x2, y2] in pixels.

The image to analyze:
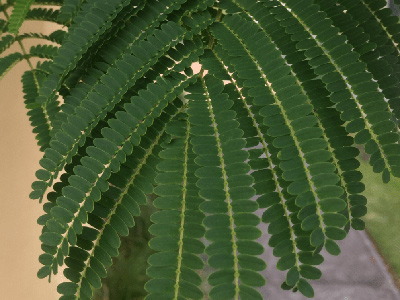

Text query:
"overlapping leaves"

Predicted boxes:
[[1, 0, 400, 299]]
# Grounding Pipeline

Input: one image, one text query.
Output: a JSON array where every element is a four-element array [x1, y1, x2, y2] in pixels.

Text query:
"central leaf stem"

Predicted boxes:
[[201, 76, 240, 300]]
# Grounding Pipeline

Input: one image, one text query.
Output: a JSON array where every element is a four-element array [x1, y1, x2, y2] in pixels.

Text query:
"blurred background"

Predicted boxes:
[[1, 1, 400, 300], [0, 14, 60, 300]]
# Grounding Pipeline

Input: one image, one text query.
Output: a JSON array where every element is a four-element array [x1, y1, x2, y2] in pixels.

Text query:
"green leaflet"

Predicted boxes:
[[297, 278, 315, 298]]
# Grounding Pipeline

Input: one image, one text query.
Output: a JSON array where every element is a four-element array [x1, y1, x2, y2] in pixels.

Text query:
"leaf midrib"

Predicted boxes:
[[200, 76, 240, 300]]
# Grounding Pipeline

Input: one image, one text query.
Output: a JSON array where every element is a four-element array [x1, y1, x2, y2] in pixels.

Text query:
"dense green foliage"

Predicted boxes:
[[1, 0, 400, 298]]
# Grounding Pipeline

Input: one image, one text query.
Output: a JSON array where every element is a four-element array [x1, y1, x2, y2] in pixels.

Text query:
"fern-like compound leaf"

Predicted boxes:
[[38, 72, 197, 279], [58, 101, 183, 299], [30, 21, 189, 202], [186, 76, 266, 300], [0, 52, 23, 79], [2, 0, 400, 299], [277, 0, 400, 181], [146, 114, 205, 300], [25, 8, 62, 24], [237, 0, 366, 231], [22, 70, 52, 151], [36, 0, 133, 106], [8, 0, 34, 34], [29, 44, 59, 59]]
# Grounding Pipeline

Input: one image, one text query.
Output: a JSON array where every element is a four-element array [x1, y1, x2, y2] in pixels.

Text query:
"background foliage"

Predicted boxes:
[[1, 0, 400, 299]]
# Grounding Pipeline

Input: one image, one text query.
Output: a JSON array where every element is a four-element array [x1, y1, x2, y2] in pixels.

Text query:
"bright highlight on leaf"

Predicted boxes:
[[1, 0, 400, 298]]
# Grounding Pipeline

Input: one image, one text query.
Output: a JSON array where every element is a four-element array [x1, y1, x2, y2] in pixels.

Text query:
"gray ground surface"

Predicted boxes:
[[258, 221, 400, 300]]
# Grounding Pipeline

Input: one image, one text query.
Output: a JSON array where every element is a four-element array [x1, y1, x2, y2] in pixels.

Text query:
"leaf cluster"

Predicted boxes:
[[1, 0, 400, 299]]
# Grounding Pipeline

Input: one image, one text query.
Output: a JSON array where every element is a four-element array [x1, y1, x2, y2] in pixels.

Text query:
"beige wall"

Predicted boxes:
[[0, 21, 60, 299]]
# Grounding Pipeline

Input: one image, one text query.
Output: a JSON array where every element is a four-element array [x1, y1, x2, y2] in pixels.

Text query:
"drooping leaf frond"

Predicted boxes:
[[2, 0, 400, 299], [30, 21, 191, 202], [36, 0, 140, 107], [56, 99, 185, 298], [29, 44, 59, 59], [0, 52, 22, 79], [275, 0, 400, 182], [22, 70, 52, 151], [7, 0, 34, 34], [186, 75, 266, 300], [231, 0, 367, 231], [0, 0, 64, 149], [25, 7, 62, 24], [146, 114, 206, 300], [37, 71, 196, 280]]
